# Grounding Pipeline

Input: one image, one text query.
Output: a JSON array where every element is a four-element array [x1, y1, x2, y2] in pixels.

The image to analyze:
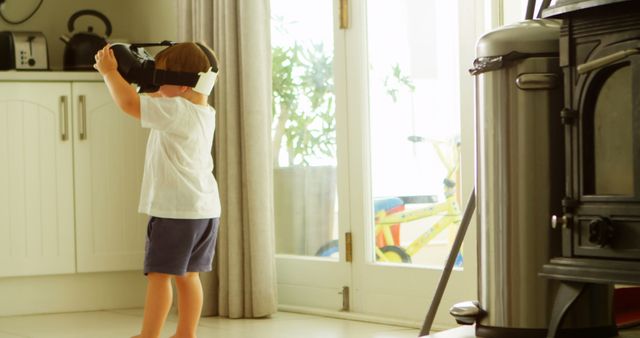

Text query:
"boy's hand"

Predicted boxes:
[[93, 43, 140, 119], [93, 44, 118, 76]]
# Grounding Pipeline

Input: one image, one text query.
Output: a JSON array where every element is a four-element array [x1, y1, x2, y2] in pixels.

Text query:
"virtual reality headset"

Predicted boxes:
[[110, 41, 218, 94]]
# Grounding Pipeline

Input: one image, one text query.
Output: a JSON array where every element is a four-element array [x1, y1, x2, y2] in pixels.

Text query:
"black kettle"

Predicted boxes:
[[60, 9, 112, 70]]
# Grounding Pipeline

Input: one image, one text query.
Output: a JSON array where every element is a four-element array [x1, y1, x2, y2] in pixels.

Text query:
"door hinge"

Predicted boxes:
[[345, 232, 352, 262], [340, 286, 350, 311], [339, 0, 349, 29]]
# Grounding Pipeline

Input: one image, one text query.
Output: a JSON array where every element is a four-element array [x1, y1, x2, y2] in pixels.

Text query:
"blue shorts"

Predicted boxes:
[[144, 217, 220, 276]]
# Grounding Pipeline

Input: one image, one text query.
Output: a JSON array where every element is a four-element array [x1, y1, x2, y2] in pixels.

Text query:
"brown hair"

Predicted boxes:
[[154, 42, 219, 73]]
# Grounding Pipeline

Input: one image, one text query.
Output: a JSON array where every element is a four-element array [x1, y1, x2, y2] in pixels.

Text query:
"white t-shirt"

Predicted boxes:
[[138, 95, 221, 219]]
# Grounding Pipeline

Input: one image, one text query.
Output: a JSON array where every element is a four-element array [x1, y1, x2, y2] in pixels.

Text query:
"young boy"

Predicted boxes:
[[94, 42, 221, 338]]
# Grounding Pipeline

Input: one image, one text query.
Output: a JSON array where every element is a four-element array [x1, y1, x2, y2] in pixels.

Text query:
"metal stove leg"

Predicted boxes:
[[546, 281, 586, 338]]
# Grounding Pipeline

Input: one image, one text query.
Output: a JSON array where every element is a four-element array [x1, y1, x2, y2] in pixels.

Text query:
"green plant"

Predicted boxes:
[[272, 41, 335, 167], [384, 62, 416, 103]]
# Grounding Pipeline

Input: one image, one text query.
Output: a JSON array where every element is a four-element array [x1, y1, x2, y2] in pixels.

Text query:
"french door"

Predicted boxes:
[[273, 0, 480, 328]]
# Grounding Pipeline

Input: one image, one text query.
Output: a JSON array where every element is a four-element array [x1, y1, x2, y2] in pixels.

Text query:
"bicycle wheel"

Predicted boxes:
[[378, 245, 412, 263], [315, 239, 339, 257]]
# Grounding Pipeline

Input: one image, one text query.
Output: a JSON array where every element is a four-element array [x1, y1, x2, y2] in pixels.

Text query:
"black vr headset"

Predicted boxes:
[[110, 41, 218, 94]]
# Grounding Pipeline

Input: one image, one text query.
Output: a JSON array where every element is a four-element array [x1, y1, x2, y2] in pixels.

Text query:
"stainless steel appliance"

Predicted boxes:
[[472, 19, 566, 333], [0, 31, 48, 70]]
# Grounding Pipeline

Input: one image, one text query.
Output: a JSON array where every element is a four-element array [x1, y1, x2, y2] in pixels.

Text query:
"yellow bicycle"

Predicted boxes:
[[316, 138, 462, 264]]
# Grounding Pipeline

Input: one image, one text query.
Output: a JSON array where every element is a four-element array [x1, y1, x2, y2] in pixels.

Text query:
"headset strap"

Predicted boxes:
[[151, 68, 217, 95], [152, 69, 199, 87]]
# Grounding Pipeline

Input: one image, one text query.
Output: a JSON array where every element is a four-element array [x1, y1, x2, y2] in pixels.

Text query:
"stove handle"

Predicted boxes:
[[551, 214, 570, 229], [577, 48, 640, 75]]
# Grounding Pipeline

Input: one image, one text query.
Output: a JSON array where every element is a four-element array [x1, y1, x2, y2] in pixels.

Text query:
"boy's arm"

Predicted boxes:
[[102, 71, 141, 119], [94, 44, 141, 119]]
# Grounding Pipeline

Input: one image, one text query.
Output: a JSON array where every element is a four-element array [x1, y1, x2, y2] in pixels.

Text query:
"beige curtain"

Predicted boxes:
[[177, 0, 278, 318]]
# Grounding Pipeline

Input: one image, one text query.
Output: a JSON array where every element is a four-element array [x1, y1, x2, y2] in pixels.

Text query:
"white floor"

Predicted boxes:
[[0, 309, 422, 338]]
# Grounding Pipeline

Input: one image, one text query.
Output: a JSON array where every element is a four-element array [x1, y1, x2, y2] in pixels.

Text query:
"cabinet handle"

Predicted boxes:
[[78, 95, 87, 140], [59, 96, 69, 141]]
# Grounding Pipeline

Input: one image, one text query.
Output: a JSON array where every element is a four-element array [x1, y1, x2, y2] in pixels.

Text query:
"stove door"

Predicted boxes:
[[571, 42, 640, 259], [582, 62, 635, 198]]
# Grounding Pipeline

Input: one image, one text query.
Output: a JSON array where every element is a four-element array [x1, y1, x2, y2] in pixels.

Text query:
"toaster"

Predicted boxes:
[[0, 31, 49, 70]]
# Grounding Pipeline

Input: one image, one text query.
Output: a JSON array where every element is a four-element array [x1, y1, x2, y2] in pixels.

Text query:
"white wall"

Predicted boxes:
[[0, 0, 178, 70], [503, 0, 559, 25], [503, 0, 527, 24], [483, 0, 555, 31]]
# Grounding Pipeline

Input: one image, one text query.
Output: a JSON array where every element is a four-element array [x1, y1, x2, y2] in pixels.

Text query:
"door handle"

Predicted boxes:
[[59, 96, 69, 141], [78, 95, 87, 140]]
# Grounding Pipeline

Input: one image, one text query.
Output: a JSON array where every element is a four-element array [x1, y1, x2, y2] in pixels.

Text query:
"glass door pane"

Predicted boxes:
[[584, 65, 634, 196], [271, 0, 339, 258], [366, 0, 462, 267]]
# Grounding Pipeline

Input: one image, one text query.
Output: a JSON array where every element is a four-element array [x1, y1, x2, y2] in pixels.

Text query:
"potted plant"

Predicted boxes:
[[272, 42, 335, 167]]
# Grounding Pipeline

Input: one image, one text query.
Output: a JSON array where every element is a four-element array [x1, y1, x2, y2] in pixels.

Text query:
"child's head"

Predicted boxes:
[[154, 42, 219, 99], [155, 42, 218, 73]]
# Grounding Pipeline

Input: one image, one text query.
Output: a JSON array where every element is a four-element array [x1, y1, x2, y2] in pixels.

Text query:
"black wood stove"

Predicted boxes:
[[541, 0, 640, 336]]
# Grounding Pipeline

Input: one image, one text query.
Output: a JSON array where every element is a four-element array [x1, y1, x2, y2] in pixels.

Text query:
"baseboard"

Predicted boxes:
[[0, 271, 146, 317], [278, 304, 456, 332]]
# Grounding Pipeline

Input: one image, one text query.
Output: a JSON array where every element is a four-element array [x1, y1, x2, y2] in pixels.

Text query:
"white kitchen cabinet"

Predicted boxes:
[[72, 82, 148, 273], [0, 78, 148, 277], [0, 82, 76, 277]]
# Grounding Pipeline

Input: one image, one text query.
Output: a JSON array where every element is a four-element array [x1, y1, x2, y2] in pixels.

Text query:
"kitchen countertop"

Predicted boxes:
[[0, 70, 103, 81]]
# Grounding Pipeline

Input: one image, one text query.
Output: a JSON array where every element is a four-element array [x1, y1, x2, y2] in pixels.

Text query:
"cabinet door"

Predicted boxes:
[[73, 82, 149, 272], [0, 82, 76, 277]]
